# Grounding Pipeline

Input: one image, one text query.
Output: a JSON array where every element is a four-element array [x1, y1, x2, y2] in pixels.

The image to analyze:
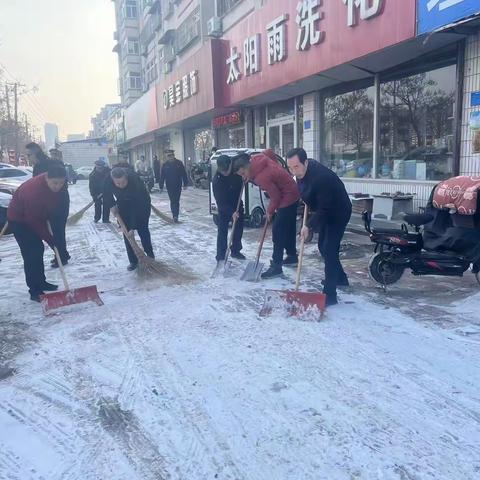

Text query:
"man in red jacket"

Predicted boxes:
[[7, 164, 67, 302], [234, 151, 300, 279]]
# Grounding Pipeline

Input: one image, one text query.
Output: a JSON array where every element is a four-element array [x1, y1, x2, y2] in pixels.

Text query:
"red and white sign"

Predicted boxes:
[[212, 111, 242, 129], [219, 0, 416, 105]]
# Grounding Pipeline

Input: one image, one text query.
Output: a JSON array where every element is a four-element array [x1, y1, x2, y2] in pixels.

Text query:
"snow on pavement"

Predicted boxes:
[[0, 183, 479, 480]]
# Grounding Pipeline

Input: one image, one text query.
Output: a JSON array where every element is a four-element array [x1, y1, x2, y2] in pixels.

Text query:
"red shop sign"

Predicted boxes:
[[212, 111, 242, 129]]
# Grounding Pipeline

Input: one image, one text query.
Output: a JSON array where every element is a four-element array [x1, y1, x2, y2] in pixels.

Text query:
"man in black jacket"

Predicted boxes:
[[89, 159, 111, 223], [27, 142, 71, 268], [159, 149, 188, 222], [212, 155, 245, 263], [108, 167, 154, 271], [287, 148, 352, 306]]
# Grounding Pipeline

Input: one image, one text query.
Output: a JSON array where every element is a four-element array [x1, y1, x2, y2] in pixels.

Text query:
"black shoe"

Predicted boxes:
[[173, 217, 179, 223], [94, 218, 100, 223], [127, 263, 138, 271], [261, 263, 283, 280], [325, 295, 338, 307], [283, 255, 298, 266], [42, 282, 58, 292], [30, 293, 43, 303], [102, 220, 111, 224], [51, 258, 68, 269], [231, 252, 246, 260]]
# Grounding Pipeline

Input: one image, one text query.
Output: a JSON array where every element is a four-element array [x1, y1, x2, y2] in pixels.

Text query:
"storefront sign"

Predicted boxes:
[[220, 0, 415, 105], [212, 111, 242, 129], [162, 71, 199, 109], [417, 0, 480, 35]]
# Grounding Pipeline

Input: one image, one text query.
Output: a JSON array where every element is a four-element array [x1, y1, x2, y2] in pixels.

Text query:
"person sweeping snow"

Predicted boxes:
[[106, 167, 155, 271], [234, 151, 300, 279], [89, 159, 111, 223], [7, 164, 67, 302]]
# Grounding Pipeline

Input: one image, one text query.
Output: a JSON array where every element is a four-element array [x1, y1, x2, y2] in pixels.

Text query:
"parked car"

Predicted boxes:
[[75, 166, 94, 180], [0, 178, 25, 195], [0, 191, 12, 232], [0, 166, 32, 182], [208, 148, 287, 228]]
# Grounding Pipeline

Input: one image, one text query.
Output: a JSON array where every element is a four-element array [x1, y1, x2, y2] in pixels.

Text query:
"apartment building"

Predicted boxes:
[[113, 0, 480, 208]]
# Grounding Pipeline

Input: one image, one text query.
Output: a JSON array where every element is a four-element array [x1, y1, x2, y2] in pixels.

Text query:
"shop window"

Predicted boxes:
[[254, 107, 267, 149], [324, 87, 375, 178], [194, 129, 214, 163], [229, 127, 245, 148], [378, 65, 456, 181], [267, 99, 295, 120]]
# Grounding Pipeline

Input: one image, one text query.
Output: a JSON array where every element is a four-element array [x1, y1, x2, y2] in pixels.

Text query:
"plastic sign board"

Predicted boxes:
[[418, 0, 480, 34]]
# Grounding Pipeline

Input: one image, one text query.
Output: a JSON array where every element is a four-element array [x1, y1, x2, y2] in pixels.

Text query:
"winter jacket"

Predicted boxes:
[[159, 159, 188, 192], [297, 160, 352, 232], [89, 167, 111, 198], [107, 170, 151, 229], [249, 153, 299, 215], [7, 173, 61, 247], [213, 171, 243, 217]]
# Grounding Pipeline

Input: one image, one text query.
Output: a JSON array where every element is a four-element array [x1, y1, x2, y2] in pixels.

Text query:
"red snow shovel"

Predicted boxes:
[[41, 222, 104, 314], [260, 205, 326, 319]]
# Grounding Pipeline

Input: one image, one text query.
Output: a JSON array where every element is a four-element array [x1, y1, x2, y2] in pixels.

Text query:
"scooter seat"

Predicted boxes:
[[403, 213, 434, 227], [371, 228, 405, 235]]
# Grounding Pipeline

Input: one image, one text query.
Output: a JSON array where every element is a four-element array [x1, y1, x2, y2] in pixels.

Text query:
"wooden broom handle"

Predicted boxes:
[[295, 204, 309, 291], [0, 221, 8, 240], [254, 219, 269, 268], [47, 221, 70, 290]]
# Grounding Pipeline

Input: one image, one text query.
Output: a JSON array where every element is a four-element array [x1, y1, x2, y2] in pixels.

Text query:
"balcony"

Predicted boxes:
[[139, 14, 159, 47]]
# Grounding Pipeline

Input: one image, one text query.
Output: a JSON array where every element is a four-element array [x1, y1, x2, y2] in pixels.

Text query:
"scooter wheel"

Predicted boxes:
[[369, 253, 404, 285]]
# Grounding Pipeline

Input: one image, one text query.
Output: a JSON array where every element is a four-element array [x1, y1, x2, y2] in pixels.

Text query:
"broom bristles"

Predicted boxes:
[[151, 204, 175, 224], [67, 200, 95, 226]]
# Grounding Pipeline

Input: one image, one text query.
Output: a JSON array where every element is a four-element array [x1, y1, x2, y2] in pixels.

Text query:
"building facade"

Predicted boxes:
[[112, 0, 480, 208], [44, 123, 59, 151]]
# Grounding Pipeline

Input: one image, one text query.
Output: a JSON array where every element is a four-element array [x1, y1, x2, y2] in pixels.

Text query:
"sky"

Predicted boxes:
[[0, 0, 119, 140]]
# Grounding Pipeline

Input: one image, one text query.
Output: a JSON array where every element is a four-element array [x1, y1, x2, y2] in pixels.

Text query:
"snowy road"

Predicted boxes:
[[1, 183, 479, 479]]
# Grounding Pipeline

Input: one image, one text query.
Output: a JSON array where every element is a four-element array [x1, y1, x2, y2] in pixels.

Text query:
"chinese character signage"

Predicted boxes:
[[222, 0, 403, 89], [162, 71, 199, 109], [418, 0, 480, 35], [212, 111, 243, 129]]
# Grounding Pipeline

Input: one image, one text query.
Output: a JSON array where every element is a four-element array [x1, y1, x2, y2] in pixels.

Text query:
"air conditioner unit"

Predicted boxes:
[[207, 17, 222, 38]]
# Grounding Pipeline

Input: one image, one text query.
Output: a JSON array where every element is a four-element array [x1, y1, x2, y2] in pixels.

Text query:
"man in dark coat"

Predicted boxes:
[[234, 151, 300, 279], [287, 148, 352, 307], [153, 155, 161, 185], [212, 155, 245, 263], [7, 164, 67, 301], [27, 142, 71, 268], [108, 167, 154, 271], [89, 159, 111, 223], [159, 149, 188, 222]]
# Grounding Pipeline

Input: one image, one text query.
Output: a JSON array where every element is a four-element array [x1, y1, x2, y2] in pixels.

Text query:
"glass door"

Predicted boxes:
[[267, 121, 295, 157], [268, 125, 281, 155], [282, 123, 294, 157]]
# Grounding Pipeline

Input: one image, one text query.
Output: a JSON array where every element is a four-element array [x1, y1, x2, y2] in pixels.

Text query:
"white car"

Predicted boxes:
[[0, 166, 32, 182], [75, 166, 94, 180], [0, 191, 11, 231]]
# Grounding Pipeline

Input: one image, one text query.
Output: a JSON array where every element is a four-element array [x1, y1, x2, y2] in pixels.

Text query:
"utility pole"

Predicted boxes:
[[14, 83, 19, 163], [5, 84, 11, 120], [24, 113, 29, 140]]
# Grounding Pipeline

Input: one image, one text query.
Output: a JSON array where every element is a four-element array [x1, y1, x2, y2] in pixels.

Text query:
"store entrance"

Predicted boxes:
[[267, 119, 295, 158]]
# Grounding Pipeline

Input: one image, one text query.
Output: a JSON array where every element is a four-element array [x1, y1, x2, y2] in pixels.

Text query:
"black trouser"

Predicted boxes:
[[167, 186, 181, 219], [318, 220, 349, 298], [51, 192, 70, 261], [122, 210, 154, 265], [216, 207, 244, 261], [94, 197, 110, 222], [11, 221, 47, 295], [272, 202, 298, 265]]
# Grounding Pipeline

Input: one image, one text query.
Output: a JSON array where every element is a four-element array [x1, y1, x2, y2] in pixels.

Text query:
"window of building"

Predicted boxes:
[[126, 37, 139, 55], [218, 0, 243, 17], [126, 71, 142, 90], [378, 64, 456, 181], [324, 86, 375, 178], [145, 58, 158, 86], [175, 7, 200, 54], [267, 99, 295, 120], [125, 0, 138, 19]]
